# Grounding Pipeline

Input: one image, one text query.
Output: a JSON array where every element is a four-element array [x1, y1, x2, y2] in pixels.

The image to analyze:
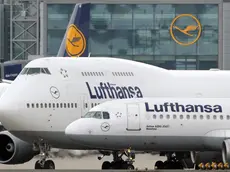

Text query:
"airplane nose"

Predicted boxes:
[[65, 120, 84, 137], [65, 119, 94, 145]]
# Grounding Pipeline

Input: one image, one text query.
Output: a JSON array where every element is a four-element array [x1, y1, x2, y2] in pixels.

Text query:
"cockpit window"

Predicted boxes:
[[83, 111, 110, 119], [20, 67, 51, 75], [103, 112, 110, 119], [93, 111, 102, 119], [27, 68, 40, 75]]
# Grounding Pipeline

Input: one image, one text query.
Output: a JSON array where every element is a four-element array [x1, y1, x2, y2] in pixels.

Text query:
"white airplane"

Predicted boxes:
[[65, 97, 230, 170], [0, 57, 229, 169], [0, 3, 229, 170]]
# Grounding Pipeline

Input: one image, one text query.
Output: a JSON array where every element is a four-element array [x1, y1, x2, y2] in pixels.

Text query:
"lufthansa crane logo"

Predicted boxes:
[[100, 122, 110, 132], [170, 14, 202, 46], [50, 86, 60, 99], [66, 24, 86, 57]]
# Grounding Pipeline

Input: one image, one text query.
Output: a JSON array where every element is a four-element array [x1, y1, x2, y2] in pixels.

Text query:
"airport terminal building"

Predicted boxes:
[[0, 0, 229, 78]]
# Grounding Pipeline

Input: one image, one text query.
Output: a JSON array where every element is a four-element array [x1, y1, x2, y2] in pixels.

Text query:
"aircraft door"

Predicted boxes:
[[126, 103, 141, 131], [80, 94, 90, 117]]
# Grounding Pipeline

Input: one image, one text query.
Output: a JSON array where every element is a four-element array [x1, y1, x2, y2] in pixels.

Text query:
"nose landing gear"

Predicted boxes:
[[33, 140, 55, 169]]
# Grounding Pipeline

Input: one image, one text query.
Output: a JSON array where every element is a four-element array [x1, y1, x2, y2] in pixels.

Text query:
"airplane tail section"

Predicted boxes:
[[57, 4, 90, 57]]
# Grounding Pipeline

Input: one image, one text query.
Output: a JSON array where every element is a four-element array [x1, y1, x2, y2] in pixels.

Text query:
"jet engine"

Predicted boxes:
[[0, 130, 37, 164], [190, 151, 222, 164], [222, 139, 230, 163]]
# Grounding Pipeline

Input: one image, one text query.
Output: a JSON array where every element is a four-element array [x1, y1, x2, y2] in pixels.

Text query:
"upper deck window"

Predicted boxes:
[[20, 67, 51, 75]]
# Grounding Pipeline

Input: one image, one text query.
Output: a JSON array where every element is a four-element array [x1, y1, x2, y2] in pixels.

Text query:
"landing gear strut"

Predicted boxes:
[[154, 153, 183, 169], [99, 148, 135, 170], [33, 140, 55, 169]]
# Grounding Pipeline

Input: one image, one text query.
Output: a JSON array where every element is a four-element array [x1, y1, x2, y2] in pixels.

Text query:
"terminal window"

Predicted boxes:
[[47, 4, 218, 70]]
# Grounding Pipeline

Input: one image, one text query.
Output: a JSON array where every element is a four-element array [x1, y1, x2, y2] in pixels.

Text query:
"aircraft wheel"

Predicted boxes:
[[126, 164, 134, 170], [34, 160, 42, 169], [101, 161, 111, 169], [44, 160, 55, 169], [155, 160, 164, 169]]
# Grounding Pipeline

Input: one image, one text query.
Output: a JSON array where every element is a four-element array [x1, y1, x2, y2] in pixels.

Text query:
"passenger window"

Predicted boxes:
[[180, 115, 183, 119], [186, 115, 190, 119], [31, 103, 34, 108], [153, 114, 156, 119], [87, 72, 90, 76], [67, 103, 70, 108], [36, 103, 39, 108], [44, 103, 47, 108], [91, 103, 94, 108], [60, 103, 63, 108], [27, 103, 30, 108], [207, 115, 210, 120], [220, 115, 223, 120], [40, 103, 43, 108], [75, 103, 77, 108], [71, 103, 74, 108], [160, 114, 163, 119], [200, 115, 203, 119], [193, 115, 197, 119], [166, 114, 170, 119], [49, 103, 51, 108], [213, 115, 217, 120], [53, 103, 55, 108], [227, 115, 230, 120], [173, 114, 176, 119], [85, 103, 87, 108], [64, 103, 66, 108], [56, 103, 59, 108]]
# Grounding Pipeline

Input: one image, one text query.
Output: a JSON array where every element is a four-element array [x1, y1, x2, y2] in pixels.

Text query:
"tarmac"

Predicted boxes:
[[0, 154, 166, 169]]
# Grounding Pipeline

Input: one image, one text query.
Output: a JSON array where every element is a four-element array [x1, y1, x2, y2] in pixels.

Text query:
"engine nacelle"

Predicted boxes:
[[222, 139, 230, 163], [190, 151, 222, 164], [0, 130, 37, 164]]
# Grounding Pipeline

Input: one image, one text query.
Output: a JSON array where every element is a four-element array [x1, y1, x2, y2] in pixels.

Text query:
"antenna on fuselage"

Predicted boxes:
[[88, 52, 91, 57]]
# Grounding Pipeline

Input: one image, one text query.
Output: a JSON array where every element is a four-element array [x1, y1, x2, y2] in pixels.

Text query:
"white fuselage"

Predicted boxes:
[[65, 98, 230, 152], [0, 57, 230, 149]]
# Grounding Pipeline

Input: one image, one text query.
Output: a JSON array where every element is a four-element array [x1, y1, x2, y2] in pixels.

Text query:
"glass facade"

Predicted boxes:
[[47, 4, 219, 70], [47, 4, 74, 55]]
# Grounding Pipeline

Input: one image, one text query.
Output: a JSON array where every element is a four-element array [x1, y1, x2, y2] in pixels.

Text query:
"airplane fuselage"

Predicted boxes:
[[1, 57, 230, 149], [66, 98, 230, 152]]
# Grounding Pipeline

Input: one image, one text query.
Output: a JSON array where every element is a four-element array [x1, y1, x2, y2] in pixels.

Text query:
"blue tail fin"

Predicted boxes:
[[57, 4, 90, 57]]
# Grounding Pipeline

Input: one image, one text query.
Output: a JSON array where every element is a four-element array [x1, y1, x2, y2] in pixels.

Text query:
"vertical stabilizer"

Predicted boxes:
[[57, 3, 90, 57]]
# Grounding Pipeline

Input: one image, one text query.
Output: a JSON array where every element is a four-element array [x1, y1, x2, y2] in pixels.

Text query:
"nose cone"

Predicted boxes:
[[65, 119, 94, 146], [65, 119, 85, 137]]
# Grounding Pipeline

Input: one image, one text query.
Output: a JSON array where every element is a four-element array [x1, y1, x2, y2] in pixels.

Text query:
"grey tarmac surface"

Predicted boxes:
[[0, 154, 166, 169]]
